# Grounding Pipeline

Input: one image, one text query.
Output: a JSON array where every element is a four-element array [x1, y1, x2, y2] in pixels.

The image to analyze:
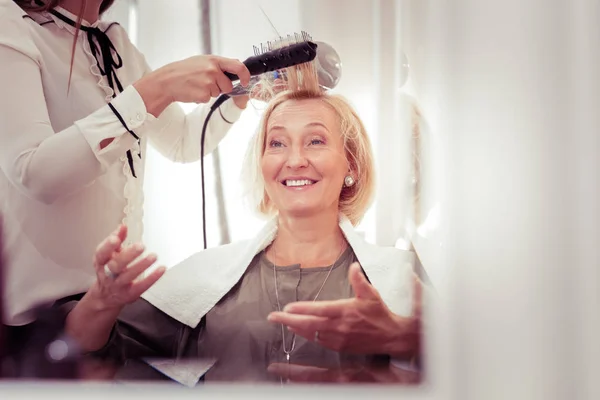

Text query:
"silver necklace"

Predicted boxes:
[[271, 243, 347, 364]]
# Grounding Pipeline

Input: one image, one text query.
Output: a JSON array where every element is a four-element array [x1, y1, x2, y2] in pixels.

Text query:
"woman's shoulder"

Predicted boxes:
[[0, 1, 42, 62]]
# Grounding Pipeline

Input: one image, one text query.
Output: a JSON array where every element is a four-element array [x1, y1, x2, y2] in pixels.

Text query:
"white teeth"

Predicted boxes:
[[285, 179, 314, 187]]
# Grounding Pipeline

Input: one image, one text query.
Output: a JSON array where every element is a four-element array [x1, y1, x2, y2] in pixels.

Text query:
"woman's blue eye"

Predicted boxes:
[[269, 140, 283, 147], [310, 139, 325, 145]]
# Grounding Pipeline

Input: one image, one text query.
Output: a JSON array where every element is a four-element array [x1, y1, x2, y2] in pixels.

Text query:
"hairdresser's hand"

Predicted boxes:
[[268, 362, 421, 384], [88, 224, 165, 311], [134, 55, 251, 116], [268, 263, 422, 359]]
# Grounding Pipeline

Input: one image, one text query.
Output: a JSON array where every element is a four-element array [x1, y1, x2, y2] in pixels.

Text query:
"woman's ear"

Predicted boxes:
[[348, 165, 358, 181]]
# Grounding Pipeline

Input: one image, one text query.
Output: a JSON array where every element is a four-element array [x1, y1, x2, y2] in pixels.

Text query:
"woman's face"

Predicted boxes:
[[261, 98, 349, 219]]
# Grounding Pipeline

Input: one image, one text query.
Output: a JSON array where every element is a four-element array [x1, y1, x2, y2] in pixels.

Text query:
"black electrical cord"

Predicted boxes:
[[200, 93, 231, 249]]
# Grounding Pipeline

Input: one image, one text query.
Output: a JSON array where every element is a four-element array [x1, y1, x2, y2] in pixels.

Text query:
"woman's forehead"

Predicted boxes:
[[267, 98, 338, 129]]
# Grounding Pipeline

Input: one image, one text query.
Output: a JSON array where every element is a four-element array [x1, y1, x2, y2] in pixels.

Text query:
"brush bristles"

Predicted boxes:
[[253, 30, 313, 56]]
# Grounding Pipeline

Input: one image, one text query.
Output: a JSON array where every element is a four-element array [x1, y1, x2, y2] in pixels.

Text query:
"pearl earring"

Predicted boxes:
[[344, 175, 355, 187]]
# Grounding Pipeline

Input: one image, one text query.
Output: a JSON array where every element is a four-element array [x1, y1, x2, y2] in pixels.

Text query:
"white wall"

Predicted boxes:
[[425, 0, 600, 399]]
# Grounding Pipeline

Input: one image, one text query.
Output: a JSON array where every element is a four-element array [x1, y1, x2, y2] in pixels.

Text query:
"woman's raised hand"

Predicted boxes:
[[89, 224, 165, 310]]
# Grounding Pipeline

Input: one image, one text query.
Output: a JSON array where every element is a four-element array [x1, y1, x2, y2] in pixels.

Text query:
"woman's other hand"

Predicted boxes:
[[268, 263, 422, 359]]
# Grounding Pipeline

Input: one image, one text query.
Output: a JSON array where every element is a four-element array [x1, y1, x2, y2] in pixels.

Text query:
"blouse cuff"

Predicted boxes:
[[74, 85, 155, 168]]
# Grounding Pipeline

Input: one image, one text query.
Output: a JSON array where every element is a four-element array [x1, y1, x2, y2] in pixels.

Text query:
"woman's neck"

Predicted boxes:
[[58, 0, 102, 24], [269, 211, 347, 269]]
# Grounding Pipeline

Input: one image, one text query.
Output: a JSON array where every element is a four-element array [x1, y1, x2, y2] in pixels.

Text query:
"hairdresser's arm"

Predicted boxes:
[[0, 40, 144, 204], [0, 18, 249, 204], [143, 95, 250, 163], [133, 53, 251, 163]]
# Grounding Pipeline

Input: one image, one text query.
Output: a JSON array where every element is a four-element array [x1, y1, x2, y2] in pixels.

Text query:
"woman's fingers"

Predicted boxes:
[[93, 234, 122, 272], [108, 243, 145, 275], [90, 226, 165, 308], [129, 266, 166, 299], [114, 224, 128, 250], [115, 253, 158, 285], [268, 312, 334, 332]]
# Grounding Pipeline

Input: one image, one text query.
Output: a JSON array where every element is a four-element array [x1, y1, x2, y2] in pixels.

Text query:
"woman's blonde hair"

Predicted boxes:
[[242, 60, 375, 226]]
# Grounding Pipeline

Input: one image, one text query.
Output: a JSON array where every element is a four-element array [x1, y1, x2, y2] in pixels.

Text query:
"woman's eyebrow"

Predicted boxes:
[[304, 122, 330, 132], [267, 125, 286, 133], [267, 122, 330, 133]]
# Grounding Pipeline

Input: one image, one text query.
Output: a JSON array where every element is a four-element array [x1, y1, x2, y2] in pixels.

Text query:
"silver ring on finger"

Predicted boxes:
[[104, 264, 118, 280]]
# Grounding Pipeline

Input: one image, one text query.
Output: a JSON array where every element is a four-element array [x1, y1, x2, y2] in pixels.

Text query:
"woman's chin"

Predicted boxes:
[[278, 205, 322, 219], [277, 204, 337, 219]]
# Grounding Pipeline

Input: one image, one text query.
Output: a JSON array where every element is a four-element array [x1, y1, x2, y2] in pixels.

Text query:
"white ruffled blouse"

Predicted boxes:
[[0, 2, 243, 325]]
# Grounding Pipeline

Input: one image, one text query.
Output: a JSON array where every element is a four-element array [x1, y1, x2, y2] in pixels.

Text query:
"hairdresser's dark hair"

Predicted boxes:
[[13, 0, 115, 15], [14, 0, 116, 88]]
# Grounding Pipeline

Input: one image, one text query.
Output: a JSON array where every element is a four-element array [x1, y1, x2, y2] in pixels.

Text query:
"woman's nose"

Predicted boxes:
[[285, 146, 309, 169]]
